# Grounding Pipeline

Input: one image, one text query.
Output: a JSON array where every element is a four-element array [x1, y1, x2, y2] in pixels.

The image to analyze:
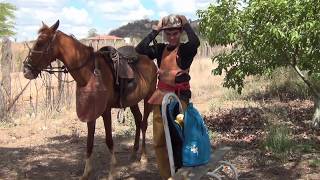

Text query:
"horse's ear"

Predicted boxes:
[[50, 20, 60, 31], [42, 21, 49, 28]]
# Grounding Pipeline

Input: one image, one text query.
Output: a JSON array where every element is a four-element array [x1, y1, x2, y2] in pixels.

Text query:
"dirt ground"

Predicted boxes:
[[0, 109, 161, 180], [1, 58, 320, 179]]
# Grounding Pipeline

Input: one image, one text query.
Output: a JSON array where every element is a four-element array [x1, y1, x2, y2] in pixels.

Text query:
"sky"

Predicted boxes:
[[6, 0, 213, 41]]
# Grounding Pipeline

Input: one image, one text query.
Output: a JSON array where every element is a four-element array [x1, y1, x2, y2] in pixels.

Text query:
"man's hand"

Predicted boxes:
[[178, 15, 189, 26], [152, 18, 163, 32]]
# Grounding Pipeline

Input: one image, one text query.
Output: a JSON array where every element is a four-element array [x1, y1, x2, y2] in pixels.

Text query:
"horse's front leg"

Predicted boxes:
[[81, 120, 96, 180], [102, 109, 116, 179]]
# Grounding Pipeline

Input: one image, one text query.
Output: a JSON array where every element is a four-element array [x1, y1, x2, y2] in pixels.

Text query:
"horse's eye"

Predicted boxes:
[[34, 41, 42, 48], [38, 37, 45, 43], [35, 38, 46, 46], [37, 34, 48, 42]]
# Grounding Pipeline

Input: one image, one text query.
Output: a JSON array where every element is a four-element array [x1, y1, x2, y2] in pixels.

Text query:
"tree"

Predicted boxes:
[[0, 3, 15, 121], [0, 2, 16, 37], [87, 28, 98, 37], [198, 0, 320, 128], [0, 37, 12, 121]]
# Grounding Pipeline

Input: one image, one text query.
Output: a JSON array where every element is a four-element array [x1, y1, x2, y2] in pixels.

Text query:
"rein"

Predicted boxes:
[[42, 51, 94, 74], [24, 31, 94, 75]]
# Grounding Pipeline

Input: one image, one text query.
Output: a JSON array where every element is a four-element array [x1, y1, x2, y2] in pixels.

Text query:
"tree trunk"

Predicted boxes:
[[312, 96, 320, 129], [291, 65, 320, 128], [0, 37, 12, 121]]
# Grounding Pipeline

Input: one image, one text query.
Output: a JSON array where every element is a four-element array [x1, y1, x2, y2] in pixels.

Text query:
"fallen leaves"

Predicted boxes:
[[204, 100, 318, 148]]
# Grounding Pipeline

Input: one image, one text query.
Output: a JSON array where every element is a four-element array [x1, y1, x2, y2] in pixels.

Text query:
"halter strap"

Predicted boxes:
[[24, 31, 95, 75]]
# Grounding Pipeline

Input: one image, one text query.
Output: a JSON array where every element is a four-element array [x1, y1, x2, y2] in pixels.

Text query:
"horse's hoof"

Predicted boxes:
[[129, 152, 138, 161], [79, 175, 89, 180], [80, 171, 92, 180], [111, 155, 117, 165], [140, 153, 148, 164], [81, 156, 93, 180], [108, 172, 114, 180]]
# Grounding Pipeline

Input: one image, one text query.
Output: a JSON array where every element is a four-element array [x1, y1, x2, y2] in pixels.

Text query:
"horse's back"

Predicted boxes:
[[97, 45, 157, 107], [117, 54, 157, 107], [117, 45, 138, 59]]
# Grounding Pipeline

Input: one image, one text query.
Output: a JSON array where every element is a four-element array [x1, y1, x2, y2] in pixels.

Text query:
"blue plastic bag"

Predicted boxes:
[[182, 103, 211, 167]]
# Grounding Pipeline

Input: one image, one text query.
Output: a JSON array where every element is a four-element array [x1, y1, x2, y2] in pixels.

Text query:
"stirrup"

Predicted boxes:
[[207, 160, 239, 180], [117, 108, 126, 123]]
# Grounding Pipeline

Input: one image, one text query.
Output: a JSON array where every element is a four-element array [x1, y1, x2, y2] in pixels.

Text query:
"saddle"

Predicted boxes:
[[98, 45, 138, 106]]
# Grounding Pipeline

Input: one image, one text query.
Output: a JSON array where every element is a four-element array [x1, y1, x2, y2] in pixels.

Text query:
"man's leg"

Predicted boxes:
[[153, 105, 171, 179], [153, 100, 188, 179]]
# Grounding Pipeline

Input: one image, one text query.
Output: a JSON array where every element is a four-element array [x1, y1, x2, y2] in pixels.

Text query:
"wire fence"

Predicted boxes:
[[0, 37, 229, 122]]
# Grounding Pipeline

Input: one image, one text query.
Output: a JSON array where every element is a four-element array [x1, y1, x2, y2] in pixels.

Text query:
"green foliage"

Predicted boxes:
[[208, 129, 218, 140], [0, 120, 16, 128], [309, 158, 320, 168], [198, 0, 320, 94], [87, 28, 98, 38], [264, 124, 292, 160], [295, 142, 317, 154], [0, 3, 16, 37]]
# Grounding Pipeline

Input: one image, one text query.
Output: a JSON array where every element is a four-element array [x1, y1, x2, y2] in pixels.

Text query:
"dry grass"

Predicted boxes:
[[0, 71, 76, 125], [190, 57, 226, 113]]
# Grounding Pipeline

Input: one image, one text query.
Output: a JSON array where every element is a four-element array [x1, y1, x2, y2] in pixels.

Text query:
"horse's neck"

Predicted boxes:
[[56, 32, 93, 86]]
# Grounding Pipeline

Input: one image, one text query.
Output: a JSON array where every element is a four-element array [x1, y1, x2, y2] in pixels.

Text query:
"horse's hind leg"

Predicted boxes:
[[102, 109, 116, 179], [141, 99, 152, 162], [130, 104, 142, 160], [81, 120, 96, 180]]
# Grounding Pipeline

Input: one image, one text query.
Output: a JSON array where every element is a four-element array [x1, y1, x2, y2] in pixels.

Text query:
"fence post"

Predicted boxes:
[[57, 60, 64, 110], [0, 37, 12, 121]]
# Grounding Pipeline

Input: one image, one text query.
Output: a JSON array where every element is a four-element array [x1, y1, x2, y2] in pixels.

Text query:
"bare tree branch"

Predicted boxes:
[[292, 65, 320, 98], [6, 80, 31, 112]]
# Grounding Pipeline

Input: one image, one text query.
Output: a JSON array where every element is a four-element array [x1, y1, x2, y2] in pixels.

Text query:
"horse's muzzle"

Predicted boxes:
[[23, 64, 38, 79]]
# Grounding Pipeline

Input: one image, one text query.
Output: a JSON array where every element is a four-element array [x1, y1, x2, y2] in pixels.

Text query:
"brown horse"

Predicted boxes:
[[23, 20, 157, 179]]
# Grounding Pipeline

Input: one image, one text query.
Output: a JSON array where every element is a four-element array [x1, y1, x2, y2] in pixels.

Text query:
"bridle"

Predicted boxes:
[[23, 31, 93, 76], [23, 31, 59, 75]]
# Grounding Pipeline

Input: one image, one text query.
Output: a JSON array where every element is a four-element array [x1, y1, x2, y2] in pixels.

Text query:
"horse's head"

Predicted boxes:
[[23, 20, 60, 79]]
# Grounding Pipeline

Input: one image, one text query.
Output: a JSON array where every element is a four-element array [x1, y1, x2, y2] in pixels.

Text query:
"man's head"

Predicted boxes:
[[161, 14, 183, 46], [164, 28, 182, 46]]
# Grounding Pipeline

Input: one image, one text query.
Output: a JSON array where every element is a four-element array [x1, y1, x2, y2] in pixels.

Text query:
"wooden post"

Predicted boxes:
[[44, 73, 53, 111], [0, 87, 4, 120], [0, 37, 12, 120], [57, 60, 63, 109]]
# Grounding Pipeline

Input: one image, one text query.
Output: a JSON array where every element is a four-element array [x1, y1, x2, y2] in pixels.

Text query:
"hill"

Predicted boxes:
[[109, 19, 157, 39], [109, 19, 199, 39]]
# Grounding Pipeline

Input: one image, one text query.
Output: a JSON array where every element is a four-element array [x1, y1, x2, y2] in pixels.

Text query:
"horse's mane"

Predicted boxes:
[[71, 33, 94, 52], [63, 31, 94, 52], [38, 26, 50, 34], [37, 26, 94, 52]]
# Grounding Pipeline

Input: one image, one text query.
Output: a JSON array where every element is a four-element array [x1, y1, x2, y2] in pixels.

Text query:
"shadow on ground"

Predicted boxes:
[[0, 134, 160, 180]]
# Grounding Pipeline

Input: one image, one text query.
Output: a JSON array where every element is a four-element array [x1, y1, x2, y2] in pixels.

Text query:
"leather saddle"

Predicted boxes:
[[98, 45, 138, 106]]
